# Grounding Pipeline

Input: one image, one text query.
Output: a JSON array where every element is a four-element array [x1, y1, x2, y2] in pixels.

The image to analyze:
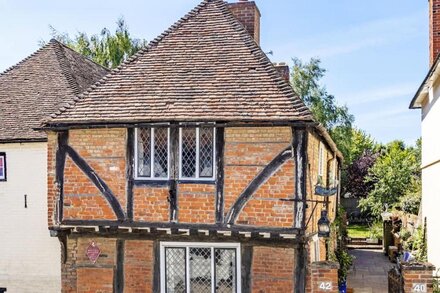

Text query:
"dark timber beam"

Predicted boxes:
[[292, 127, 309, 293], [225, 146, 293, 225], [126, 129, 134, 221], [66, 145, 125, 221], [55, 131, 68, 223], [114, 240, 125, 293], [215, 127, 225, 223], [169, 126, 179, 222]]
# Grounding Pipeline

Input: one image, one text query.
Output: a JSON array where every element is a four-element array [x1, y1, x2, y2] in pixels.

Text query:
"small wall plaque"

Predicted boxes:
[[318, 281, 332, 291], [86, 241, 101, 264], [412, 283, 427, 293]]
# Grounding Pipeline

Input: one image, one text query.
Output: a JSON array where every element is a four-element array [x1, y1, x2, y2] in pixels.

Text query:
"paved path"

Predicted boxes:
[[347, 249, 394, 293]]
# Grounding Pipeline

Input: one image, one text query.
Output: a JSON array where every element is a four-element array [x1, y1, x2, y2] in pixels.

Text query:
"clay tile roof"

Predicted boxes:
[[0, 40, 109, 142], [45, 0, 314, 127]]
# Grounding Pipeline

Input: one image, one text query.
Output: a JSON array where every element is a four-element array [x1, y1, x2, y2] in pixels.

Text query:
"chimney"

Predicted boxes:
[[430, 0, 440, 65], [273, 62, 290, 83], [228, 0, 261, 44]]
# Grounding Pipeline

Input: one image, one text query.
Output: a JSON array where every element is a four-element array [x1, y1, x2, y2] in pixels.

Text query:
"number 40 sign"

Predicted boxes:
[[412, 283, 427, 293], [318, 282, 332, 291]]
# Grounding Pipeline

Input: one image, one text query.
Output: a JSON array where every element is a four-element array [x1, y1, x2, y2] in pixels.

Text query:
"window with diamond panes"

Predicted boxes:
[[136, 128, 169, 179], [161, 243, 240, 293], [180, 127, 215, 180]]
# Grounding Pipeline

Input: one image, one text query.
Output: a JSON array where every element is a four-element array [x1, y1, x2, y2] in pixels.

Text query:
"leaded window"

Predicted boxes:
[[135, 128, 169, 180], [0, 153, 6, 181], [161, 243, 240, 293], [179, 127, 215, 180]]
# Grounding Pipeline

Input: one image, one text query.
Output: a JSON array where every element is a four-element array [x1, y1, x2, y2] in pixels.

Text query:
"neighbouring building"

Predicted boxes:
[[43, 0, 342, 292], [410, 0, 440, 269], [0, 40, 108, 292]]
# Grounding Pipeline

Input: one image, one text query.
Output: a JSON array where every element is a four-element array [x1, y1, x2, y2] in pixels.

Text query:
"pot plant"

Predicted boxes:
[[367, 221, 383, 244], [333, 248, 354, 293]]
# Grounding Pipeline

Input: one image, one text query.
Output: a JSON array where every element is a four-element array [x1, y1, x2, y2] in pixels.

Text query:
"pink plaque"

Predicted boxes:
[[86, 241, 101, 264]]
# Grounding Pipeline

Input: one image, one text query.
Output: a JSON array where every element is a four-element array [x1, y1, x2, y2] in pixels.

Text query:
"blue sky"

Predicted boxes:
[[0, 0, 428, 145]]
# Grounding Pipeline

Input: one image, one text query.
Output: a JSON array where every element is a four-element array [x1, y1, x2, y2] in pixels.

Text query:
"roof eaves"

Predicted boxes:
[[410, 54, 440, 109]]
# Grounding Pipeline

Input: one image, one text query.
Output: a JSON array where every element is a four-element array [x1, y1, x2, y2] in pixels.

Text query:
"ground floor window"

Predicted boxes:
[[160, 242, 241, 293]]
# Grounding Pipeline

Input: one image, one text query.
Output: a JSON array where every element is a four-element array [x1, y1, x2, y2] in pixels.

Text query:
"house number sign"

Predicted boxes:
[[412, 283, 427, 293], [318, 282, 332, 291], [86, 241, 101, 264]]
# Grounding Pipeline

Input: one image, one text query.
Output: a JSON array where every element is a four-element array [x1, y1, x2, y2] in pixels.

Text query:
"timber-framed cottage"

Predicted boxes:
[[42, 0, 343, 292]]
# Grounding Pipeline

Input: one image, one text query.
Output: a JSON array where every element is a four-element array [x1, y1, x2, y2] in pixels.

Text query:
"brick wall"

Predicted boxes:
[[228, 0, 261, 44], [308, 261, 340, 293], [224, 127, 294, 226], [48, 126, 338, 230], [431, 0, 440, 65], [124, 240, 154, 293], [401, 263, 435, 293], [251, 246, 295, 292]]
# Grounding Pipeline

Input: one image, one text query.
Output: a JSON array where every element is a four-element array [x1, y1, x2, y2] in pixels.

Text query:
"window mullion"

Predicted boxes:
[[211, 247, 215, 293], [196, 128, 200, 178], [186, 246, 190, 293], [151, 128, 155, 178]]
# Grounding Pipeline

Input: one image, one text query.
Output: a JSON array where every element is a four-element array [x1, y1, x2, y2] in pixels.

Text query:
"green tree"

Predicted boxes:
[[359, 140, 420, 218], [290, 58, 355, 160], [41, 18, 146, 68]]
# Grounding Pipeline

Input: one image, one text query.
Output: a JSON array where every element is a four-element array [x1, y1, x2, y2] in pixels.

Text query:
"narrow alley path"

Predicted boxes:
[[347, 249, 394, 293]]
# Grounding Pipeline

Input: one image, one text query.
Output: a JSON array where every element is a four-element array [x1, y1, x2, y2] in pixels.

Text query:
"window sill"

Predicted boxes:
[[177, 179, 216, 185]]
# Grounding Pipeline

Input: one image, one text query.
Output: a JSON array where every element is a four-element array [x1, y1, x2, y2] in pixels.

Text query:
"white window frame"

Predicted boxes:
[[134, 127, 170, 180], [179, 126, 216, 181], [0, 153, 5, 181], [160, 242, 241, 293], [318, 142, 325, 178]]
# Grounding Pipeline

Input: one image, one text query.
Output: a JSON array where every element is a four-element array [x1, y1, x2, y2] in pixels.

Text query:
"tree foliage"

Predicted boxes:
[[41, 18, 146, 68], [359, 140, 421, 218], [290, 58, 355, 160]]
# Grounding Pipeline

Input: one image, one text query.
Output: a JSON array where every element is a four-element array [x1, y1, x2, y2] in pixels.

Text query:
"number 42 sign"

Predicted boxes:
[[318, 282, 332, 291]]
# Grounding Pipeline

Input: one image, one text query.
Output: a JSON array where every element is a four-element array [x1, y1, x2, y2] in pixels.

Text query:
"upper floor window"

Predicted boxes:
[[0, 153, 6, 181], [179, 127, 215, 180], [135, 128, 170, 180]]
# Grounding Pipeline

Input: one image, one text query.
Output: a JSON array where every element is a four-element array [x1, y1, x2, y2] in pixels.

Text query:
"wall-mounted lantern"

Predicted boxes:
[[318, 210, 330, 238]]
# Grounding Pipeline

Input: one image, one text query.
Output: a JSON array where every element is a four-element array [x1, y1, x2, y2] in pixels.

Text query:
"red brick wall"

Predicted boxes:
[[431, 0, 440, 65], [77, 268, 114, 293], [224, 127, 293, 226], [68, 129, 127, 210], [228, 0, 261, 44], [47, 132, 58, 226], [178, 184, 216, 223], [134, 186, 169, 222], [62, 237, 117, 293], [251, 246, 295, 292], [124, 240, 154, 293], [48, 126, 338, 235]]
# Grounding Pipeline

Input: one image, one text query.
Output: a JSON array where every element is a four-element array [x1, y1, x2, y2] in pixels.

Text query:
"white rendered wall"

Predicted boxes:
[[0, 142, 60, 292], [421, 80, 440, 269]]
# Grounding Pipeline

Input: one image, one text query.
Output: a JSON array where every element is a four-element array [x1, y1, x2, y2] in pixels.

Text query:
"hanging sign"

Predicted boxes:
[[315, 185, 338, 197], [86, 241, 101, 264]]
